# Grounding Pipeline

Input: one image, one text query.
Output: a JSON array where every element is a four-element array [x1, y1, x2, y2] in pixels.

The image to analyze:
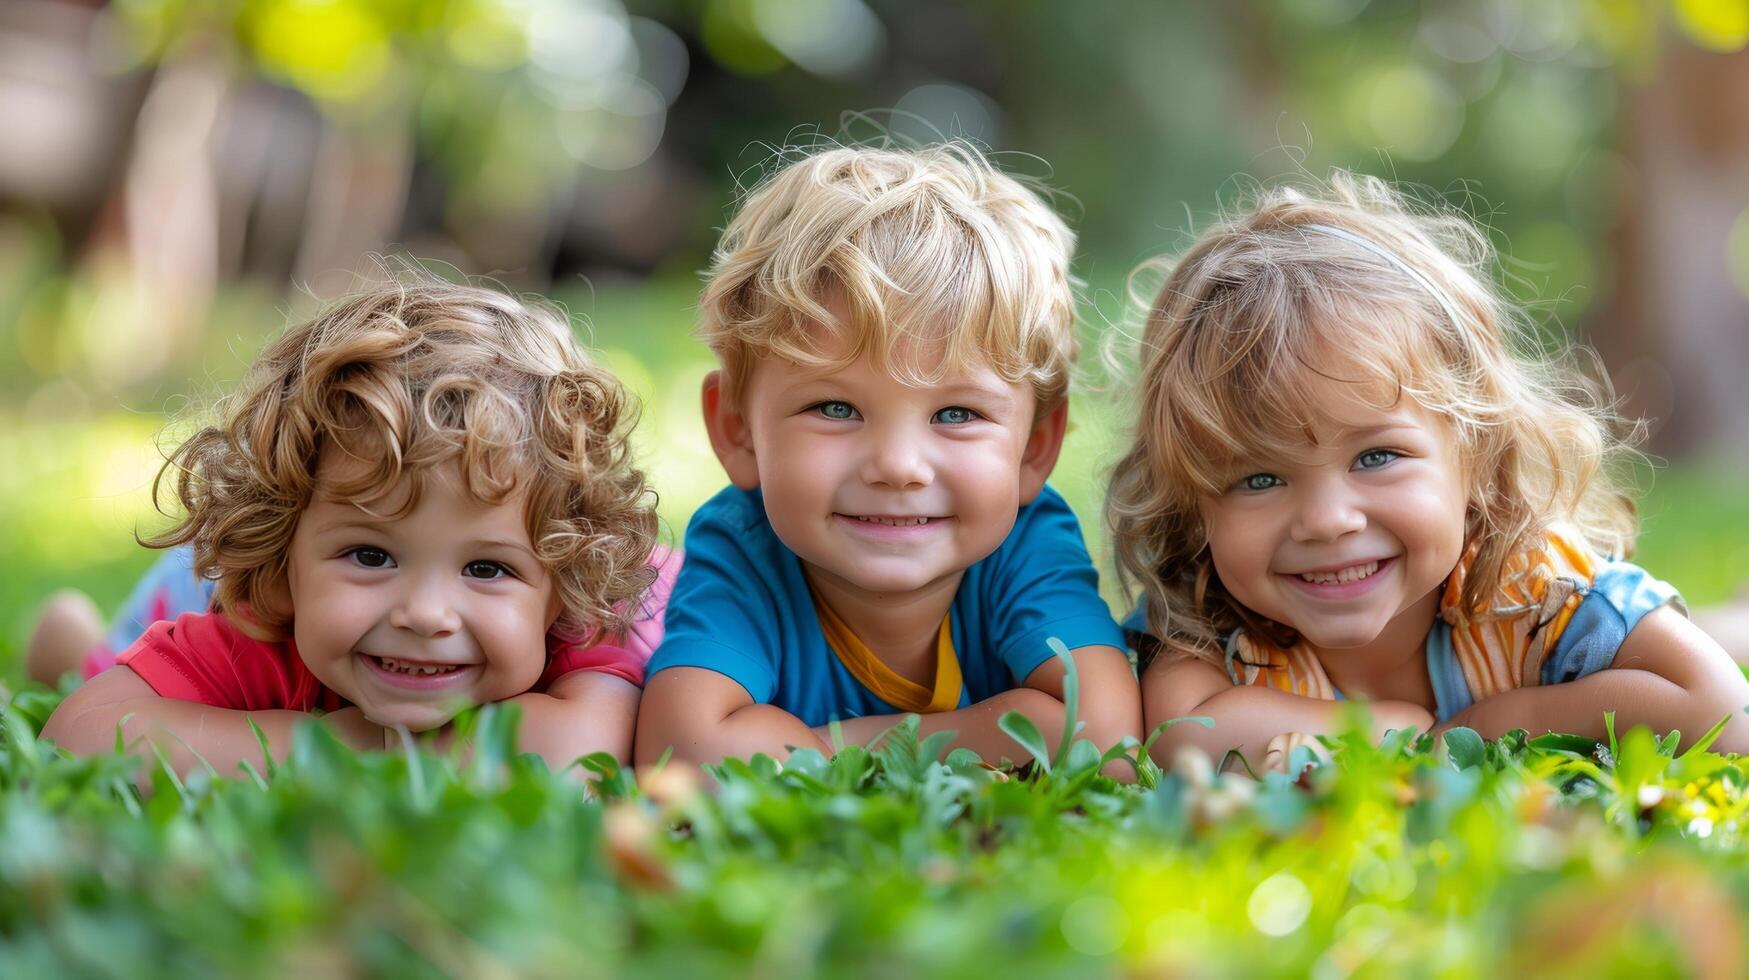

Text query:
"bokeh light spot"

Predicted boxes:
[[1060, 895, 1126, 956], [1247, 873, 1312, 936], [252, 0, 394, 104], [1345, 65, 1464, 162], [1728, 206, 1749, 302], [1674, 0, 1749, 52]]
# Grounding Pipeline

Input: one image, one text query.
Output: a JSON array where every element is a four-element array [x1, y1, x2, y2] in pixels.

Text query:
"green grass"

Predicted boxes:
[[3, 689, 1748, 976]]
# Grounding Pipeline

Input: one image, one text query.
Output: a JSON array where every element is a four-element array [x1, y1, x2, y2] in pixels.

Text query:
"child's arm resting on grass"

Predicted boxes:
[[813, 643, 1142, 770], [1144, 655, 1434, 773], [494, 669, 641, 770], [633, 666, 830, 767], [1440, 606, 1749, 753], [40, 666, 385, 778]]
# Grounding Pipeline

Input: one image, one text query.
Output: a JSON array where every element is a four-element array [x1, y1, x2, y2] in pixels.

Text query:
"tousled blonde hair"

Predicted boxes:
[[1106, 171, 1639, 667], [148, 267, 658, 645], [697, 142, 1077, 414]]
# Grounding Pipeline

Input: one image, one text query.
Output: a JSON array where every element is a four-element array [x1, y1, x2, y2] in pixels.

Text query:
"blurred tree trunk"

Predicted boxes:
[[294, 114, 412, 291], [1594, 43, 1749, 462]]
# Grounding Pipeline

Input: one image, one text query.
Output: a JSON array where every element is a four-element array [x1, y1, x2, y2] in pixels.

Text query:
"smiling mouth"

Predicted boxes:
[[850, 515, 934, 527], [1295, 560, 1383, 585], [369, 655, 470, 677]]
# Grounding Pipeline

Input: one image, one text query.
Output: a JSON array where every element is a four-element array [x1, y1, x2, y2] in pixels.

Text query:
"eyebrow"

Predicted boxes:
[[931, 378, 1015, 403], [1329, 422, 1423, 441], [310, 519, 538, 558]]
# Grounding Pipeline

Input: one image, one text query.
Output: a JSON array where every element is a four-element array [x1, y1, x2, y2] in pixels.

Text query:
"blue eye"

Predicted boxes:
[[1239, 473, 1283, 492], [1355, 449, 1400, 470], [348, 547, 394, 568], [464, 560, 509, 580], [933, 406, 977, 424], [815, 401, 857, 420]]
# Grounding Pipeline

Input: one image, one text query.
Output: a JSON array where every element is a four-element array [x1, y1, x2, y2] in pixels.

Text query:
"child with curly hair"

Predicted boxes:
[[1106, 172, 1749, 772], [43, 271, 666, 774]]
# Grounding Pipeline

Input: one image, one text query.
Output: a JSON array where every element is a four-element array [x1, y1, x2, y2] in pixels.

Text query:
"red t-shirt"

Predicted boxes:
[[117, 611, 647, 712]]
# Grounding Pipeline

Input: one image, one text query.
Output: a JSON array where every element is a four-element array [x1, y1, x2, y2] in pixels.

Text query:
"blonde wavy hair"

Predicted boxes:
[[148, 268, 658, 645], [1106, 171, 1639, 668], [697, 141, 1078, 413]]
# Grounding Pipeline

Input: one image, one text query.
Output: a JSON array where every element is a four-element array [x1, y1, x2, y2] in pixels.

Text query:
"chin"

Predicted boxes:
[[370, 703, 462, 733], [845, 574, 939, 596], [1296, 622, 1390, 651]]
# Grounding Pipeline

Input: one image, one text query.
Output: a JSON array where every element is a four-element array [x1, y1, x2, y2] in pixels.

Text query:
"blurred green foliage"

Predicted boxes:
[[5, 691, 1749, 975]]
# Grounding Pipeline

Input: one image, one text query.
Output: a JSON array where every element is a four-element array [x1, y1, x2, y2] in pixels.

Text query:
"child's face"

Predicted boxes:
[[284, 451, 559, 731], [1196, 379, 1468, 655], [725, 335, 1052, 602]]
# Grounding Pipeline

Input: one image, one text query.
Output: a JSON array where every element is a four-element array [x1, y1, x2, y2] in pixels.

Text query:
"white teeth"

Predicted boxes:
[[376, 656, 462, 676], [855, 515, 929, 527], [1299, 560, 1380, 585]]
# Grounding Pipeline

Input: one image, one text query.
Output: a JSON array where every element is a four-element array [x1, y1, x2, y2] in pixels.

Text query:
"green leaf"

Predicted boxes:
[[1529, 732, 1600, 756], [942, 747, 983, 769], [246, 717, 277, 779], [918, 729, 957, 767], [1046, 637, 1079, 771], [1656, 730, 1681, 757], [1443, 727, 1485, 770], [997, 710, 1052, 772], [1678, 712, 1735, 760], [1063, 738, 1103, 775], [1140, 715, 1214, 754]]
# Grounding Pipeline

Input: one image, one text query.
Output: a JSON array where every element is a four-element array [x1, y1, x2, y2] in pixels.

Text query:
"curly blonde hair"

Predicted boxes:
[[148, 268, 658, 645], [697, 141, 1078, 413], [1106, 171, 1639, 668]]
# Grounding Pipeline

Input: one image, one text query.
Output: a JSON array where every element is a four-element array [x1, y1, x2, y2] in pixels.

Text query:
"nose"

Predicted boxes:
[[389, 572, 461, 637], [1289, 475, 1367, 543], [858, 421, 933, 489]]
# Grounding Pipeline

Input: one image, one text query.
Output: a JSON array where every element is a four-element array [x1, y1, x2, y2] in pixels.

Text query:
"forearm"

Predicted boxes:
[[45, 698, 381, 779], [496, 675, 641, 771], [647, 703, 831, 767], [814, 688, 1067, 767], [1153, 686, 1429, 771], [1444, 668, 1749, 752]]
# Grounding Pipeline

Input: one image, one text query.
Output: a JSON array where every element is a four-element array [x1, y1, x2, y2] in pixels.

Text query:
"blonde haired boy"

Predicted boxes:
[[636, 144, 1140, 766]]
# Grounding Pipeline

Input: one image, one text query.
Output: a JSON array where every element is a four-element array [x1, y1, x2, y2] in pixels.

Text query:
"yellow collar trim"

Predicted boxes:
[[810, 589, 962, 714]]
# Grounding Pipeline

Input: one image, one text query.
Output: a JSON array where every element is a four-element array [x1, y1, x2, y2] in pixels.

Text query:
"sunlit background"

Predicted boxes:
[[3, 0, 1748, 673]]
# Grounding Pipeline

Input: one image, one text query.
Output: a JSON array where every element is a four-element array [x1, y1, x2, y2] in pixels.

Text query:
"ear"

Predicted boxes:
[[701, 370, 760, 490], [1017, 400, 1069, 505]]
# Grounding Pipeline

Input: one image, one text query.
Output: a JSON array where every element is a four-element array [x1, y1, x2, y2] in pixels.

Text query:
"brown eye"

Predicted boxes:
[[464, 560, 509, 580], [348, 547, 393, 568]]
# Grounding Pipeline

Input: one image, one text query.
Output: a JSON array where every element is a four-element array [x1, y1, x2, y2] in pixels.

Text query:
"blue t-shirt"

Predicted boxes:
[[649, 484, 1126, 727]]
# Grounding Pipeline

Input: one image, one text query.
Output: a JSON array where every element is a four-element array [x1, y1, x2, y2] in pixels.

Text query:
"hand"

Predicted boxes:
[[322, 706, 391, 751], [1261, 731, 1330, 776]]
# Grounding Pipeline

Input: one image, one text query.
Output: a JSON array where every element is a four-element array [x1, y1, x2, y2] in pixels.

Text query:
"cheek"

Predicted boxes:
[[291, 578, 373, 649], [758, 434, 832, 500], [479, 596, 556, 685], [1201, 508, 1270, 586]]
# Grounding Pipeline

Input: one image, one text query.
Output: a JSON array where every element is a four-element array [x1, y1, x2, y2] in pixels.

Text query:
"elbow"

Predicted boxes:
[[1078, 699, 1142, 754], [40, 701, 118, 757], [1698, 696, 1749, 756], [632, 717, 678, 769], [1147, 723, 1201, 771]]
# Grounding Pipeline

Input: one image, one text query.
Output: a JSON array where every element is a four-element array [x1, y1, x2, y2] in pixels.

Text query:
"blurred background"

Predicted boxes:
[[3, 0, 1747, 676]]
